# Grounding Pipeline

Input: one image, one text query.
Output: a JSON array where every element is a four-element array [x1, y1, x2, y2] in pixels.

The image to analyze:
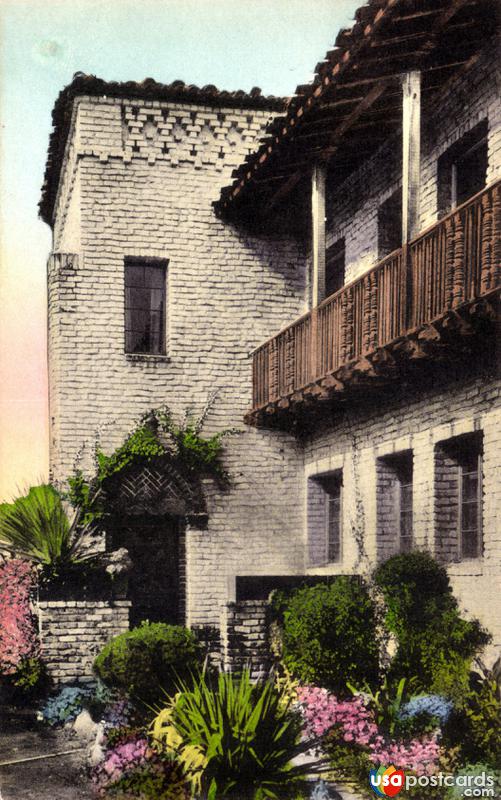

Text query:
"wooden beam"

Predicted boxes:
[[433, 0, 472, 31], [320, 80, 390, 159], [402, 71, 421, 243], [311, 163, 327, 306], [264, 171, 303, 212]]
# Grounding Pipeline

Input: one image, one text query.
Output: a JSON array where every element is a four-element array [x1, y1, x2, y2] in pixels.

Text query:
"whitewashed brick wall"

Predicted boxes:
[[48, 96, 308, 630], [303, 376, 501, 661]]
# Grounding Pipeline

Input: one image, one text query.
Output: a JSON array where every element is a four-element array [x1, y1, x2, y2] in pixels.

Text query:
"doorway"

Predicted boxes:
[[111, 514, 182, 627]]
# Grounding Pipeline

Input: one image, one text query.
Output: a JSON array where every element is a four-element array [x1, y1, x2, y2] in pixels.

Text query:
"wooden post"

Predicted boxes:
[[402, 71, 421, 244], [311, 162, 327, 306], [311, 162, 327, 380], [402, 71, 421, 329]]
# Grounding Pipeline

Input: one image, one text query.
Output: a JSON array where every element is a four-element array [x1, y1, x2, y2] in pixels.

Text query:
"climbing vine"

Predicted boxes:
[[67, 397, 236, 523]]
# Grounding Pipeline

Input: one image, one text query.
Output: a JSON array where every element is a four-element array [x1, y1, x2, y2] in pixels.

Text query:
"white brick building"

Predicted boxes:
[[41, 0, 501, 662]]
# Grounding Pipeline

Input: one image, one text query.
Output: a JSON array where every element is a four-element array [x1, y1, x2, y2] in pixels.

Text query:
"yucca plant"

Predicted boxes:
[[0, 484, 96, 572], [152, 669, 325, 800]]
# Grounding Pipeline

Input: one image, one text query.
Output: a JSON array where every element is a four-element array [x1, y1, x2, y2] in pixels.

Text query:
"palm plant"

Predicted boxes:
[[0, 484, 96, 572], [152, 669, 325, 800]]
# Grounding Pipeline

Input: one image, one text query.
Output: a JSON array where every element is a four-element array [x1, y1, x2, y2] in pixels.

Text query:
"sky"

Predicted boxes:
[[0, 0, 361, 502]]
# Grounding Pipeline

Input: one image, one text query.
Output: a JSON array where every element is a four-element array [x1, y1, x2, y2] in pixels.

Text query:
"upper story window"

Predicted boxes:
[[376, 450, 413, 561], [437, 120, 488, 216], [435, 432, 483, 562], [124, 258, 168, 354], [378, 190, 402, 258], [325, 239, 345, 299], [307, 470, 343, 566]]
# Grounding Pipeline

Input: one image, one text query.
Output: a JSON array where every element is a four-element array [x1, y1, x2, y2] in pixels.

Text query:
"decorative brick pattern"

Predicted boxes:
[[37, 600, 131, 684]]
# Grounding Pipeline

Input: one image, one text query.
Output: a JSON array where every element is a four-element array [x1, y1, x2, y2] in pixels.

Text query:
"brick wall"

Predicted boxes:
[[303, 374, 501, 662], [47, 95, 307, 631], [225, 600, 270, 680], [37, 600, 131, 684]]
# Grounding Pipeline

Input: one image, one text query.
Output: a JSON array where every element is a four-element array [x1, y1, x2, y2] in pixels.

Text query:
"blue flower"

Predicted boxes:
[[399, 694, 453, 722], [40, 684, 92, 726]]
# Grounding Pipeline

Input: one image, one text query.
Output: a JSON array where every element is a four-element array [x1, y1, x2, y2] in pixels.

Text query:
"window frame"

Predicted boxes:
[[458, 450, 483, 561], [324, 473, 343, 564], [124, 257, 168, 356], [307, 469, 343, 567], [437, 119, 488, 217], [434, 431, 484, 563]]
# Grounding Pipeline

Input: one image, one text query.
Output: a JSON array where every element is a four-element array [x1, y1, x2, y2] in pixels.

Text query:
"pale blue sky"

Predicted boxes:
[[0, 0, 361, 499]]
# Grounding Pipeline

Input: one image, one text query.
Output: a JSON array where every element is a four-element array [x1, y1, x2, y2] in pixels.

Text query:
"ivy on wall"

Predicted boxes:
[[67, 399, 236, 523]]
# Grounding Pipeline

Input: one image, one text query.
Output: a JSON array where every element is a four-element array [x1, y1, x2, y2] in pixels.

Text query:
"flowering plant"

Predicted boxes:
[[91, 735, 188, 799], [399, 694, 453, 723], [0, 559, 39, 676], [296, 685, 441, 777], [40, 684, 92, 726]]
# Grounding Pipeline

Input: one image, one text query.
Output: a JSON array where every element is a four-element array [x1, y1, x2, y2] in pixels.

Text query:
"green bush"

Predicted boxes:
[[94, 622, 204, 706], [374, 552, 490, 703], [152, 669, 309, 800], [274, 578, 379, 695], [444, 664, 501, 769]]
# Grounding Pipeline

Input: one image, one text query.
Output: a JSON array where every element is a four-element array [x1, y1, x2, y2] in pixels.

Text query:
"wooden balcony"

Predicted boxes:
[[247, 180, 501, 428]]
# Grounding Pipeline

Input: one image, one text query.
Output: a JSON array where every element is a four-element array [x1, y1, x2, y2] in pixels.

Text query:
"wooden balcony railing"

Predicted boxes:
[[250, 179, 500, 415]]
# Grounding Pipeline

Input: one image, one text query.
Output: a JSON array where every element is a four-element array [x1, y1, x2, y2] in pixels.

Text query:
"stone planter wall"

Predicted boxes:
[[225, 600, 270, 680], [37, 600, 131, 684]]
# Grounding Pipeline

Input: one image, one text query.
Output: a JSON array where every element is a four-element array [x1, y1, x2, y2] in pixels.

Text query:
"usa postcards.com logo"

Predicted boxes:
[[370, 765, 405, 797], [370, 766, 497, 797]]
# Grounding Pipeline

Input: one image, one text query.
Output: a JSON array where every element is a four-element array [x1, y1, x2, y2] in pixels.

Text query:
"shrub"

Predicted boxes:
[[443, 664, 501, 769], [374, 552, 490, 701], [0, 560, 40, 676], [94, 622, 203, 706], [152, 669, 309, 800], [275, 579, 379, 695]]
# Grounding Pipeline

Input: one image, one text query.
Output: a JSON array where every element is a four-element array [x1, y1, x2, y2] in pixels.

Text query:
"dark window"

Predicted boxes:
[[376, 450, 413, 560], [325, 239, 345, 299], [435, 432, 483, 562], [125, 259, 167, 354], [458, 440, 482, 560], [307, 471, 343, 565], [437, 120, 488, 216], [378, 191, 402, 258], [397, 457, 413, 554]]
